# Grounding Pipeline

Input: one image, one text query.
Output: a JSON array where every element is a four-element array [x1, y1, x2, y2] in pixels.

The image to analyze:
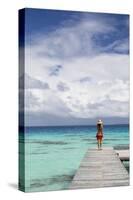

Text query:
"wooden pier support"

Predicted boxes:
[[115, 150, 129, 162]]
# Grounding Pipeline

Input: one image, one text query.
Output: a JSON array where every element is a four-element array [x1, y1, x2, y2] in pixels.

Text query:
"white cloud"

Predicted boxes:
[[23, 14, 129, 122], [20, 73, 50, 89], [28, 16, 115, 60]]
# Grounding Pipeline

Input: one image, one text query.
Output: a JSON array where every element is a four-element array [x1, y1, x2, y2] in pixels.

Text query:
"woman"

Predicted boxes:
[[96, 119, 103, 150]]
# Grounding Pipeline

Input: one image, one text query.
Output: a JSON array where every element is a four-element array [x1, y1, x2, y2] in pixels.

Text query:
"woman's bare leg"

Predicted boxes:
[[97, 140, 100, 149], [100, 140, 102, 150]]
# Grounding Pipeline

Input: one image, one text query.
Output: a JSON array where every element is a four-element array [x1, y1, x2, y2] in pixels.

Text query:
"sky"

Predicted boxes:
[[19, 8, 129, 126]]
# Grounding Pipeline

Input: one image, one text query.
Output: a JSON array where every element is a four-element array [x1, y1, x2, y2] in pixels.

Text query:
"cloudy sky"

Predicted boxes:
[[20, 9, 129, 126]]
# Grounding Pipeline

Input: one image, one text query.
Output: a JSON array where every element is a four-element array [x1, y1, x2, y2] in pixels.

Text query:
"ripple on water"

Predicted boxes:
[[30, 173, 75, 189]]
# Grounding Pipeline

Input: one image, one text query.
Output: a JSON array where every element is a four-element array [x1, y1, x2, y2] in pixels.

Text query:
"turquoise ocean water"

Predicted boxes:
[[19, 124, 129, 192]]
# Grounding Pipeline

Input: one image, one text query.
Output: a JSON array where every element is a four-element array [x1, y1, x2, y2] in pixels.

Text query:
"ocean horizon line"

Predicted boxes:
[[20, 123, 129, 128]]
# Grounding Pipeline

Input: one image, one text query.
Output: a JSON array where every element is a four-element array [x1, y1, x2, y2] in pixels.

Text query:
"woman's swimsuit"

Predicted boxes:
[[96, 132, 103, 140]]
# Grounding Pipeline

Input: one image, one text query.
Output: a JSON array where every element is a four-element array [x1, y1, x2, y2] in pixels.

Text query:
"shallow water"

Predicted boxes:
[[19, 124, 129, 192]]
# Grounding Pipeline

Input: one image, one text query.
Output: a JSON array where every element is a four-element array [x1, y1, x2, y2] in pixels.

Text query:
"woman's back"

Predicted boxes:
[[97, 123, 103, 131]]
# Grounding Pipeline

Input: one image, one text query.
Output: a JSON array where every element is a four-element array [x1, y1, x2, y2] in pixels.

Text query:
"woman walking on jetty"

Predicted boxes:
[[96, 119, 104, 150]]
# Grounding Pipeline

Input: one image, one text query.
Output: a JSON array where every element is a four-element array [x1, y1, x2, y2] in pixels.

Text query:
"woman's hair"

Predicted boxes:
[[97, 123, 102, 129]]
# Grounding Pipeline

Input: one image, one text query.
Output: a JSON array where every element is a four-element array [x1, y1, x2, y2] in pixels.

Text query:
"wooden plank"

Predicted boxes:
[[69, 147, 129, 189]]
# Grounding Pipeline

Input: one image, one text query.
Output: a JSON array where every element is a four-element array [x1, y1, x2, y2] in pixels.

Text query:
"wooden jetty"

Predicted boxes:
[[115, 149, 129, 162], [69, 147, 129, 189]]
